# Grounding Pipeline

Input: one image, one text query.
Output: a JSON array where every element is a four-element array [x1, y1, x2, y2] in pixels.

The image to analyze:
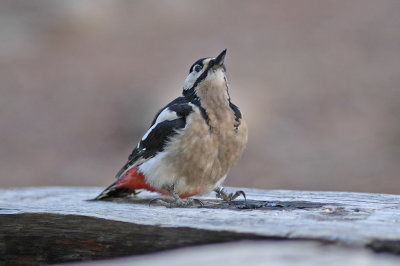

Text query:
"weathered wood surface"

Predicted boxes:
[[1, 187, 400, 265]]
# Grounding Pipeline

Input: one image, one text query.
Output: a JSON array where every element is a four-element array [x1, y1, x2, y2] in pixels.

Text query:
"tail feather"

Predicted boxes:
[[94, 167, 155, 200], [94, 180, 141, 200]]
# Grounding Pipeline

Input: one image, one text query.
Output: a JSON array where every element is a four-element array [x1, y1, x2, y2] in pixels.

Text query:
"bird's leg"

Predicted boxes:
[[149, 185, 203, 208], [214, 186, 246, 202]]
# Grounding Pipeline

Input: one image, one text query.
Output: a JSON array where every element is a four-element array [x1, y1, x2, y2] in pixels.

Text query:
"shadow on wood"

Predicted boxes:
[[0, 213, 270, 265]]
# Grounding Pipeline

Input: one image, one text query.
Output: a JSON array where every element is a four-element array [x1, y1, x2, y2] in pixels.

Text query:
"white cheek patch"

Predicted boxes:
[[141, 108, 178, 141], [183, 59, 211, 91], [183, 72, 196, 91]]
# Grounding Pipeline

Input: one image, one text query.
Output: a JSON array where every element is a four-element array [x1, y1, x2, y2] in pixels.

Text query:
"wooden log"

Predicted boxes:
[[0, 187, 400, 265]]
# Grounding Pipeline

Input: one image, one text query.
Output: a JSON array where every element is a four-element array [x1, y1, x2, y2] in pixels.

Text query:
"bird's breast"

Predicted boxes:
[[165, 104, 247, 194], [140, 103, 247, 196]]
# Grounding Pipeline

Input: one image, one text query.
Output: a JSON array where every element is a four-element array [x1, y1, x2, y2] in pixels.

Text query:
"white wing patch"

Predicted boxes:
[[141, 108, 179, 141]]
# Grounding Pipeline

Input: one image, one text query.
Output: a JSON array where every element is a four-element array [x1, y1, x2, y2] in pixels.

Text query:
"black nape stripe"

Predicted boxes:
[[224, 76, 231, 101], [182, 80, 211, 129], [229, 102, 242, 132], [224, 76, 241, 132], [191, 98, 210, 127]]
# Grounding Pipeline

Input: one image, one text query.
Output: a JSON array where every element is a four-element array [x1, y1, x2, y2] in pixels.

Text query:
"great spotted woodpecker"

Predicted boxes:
[[95, 50, 248, 207]]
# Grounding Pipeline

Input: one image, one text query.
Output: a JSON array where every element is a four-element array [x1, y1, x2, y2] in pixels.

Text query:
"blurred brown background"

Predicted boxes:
[[1, 0, 400, 193]]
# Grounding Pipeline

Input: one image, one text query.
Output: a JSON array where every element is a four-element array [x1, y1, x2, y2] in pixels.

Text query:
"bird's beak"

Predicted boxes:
[[214, 49, 227, 67]]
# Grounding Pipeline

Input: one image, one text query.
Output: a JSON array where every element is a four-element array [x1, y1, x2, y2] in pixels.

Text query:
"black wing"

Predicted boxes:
[[115, 99, 193, 178], [148, 96, 189, 126]]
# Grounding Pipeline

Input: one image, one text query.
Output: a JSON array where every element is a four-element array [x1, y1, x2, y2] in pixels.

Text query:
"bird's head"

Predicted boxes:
[[183, 49, 228, 99]]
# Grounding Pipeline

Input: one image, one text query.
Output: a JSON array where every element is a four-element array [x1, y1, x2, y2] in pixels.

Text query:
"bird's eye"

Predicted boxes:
[[194, 64, 202, 72]]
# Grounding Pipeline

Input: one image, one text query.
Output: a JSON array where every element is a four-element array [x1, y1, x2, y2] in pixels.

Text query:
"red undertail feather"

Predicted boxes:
[[116, 167, 158, 192], [95, 167, 200, 200], [116, 168, 199, 198]]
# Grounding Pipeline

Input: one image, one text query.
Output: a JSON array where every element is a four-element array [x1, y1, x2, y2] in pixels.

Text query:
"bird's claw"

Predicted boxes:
[[149, 198, 169, 207], [214, 187, 246, 202], [149, 198, 203, 208], [149, 185, 204, 208]]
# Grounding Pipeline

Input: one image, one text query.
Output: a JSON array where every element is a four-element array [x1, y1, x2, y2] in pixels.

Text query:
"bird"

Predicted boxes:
[[95, 49, 248, 207]]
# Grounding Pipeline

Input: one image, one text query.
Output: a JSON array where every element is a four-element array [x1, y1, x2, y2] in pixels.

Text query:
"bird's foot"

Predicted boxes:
[[214, 187, 246, 202], [149, 187, 203, 208], [149, 197, 203, 208]]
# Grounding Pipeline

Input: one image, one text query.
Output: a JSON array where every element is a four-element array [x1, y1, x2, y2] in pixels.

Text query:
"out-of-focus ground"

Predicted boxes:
[[1, 1, 399, 193]]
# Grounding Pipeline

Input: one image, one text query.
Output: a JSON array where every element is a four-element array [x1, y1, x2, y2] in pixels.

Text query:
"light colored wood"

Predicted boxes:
[[2, 187, 399, 246], [1, 187, 400, 264]]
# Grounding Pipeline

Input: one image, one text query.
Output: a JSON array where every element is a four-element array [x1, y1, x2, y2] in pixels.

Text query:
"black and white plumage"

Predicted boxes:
[[115, 100, 194, 178], [95, 49, 248, 206]]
